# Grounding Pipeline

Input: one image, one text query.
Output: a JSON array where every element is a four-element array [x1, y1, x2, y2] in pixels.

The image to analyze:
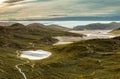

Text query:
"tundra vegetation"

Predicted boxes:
[[0, 23, 120, 79]]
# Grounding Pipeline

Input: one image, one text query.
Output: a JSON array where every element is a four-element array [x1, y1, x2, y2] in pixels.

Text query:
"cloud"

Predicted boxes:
[[0, 0, 120, 20], [4, 0, 24, 3]]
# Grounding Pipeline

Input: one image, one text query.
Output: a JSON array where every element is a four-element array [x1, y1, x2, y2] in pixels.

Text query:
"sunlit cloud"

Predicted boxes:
[[0, 0, 119, 20]]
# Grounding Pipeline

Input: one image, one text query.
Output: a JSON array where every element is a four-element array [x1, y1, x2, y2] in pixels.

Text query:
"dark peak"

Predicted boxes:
[[109, 22, 120, 25], [47, 24, 62, 27], [47, 24, 70, 31], [8, 23, 26, 30], [73, 22, 120, 30], [9, 23, 25, 27], [27, 23, 46, 30], [27, 23, 45, 27], [75, 23, 102, 27]]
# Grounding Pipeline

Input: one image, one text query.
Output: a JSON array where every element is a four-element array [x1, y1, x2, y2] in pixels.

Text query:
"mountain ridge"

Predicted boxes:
[[73, 22, 120, 30]]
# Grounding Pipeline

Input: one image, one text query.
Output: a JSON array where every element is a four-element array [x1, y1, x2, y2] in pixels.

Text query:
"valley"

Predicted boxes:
[[0, 22, 120, 79], [0, 0, 120, 78], [53, 30, 120, 45]]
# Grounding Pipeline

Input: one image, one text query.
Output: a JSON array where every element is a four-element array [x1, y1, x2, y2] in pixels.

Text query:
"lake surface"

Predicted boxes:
[[20, 50, 51, 60]]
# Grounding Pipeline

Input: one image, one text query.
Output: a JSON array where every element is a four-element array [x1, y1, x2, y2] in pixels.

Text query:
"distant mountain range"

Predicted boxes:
[[73, 22, 120, 30]]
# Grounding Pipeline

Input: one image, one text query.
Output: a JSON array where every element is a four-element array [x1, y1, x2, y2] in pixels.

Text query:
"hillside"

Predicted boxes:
[[47, 24, 70, 31], [73, 22, 120, 30], [0, 23, 83, 48], [8, 36, 120, 79], [0, 22, 84, 79], [47, 37, 120, 79], [1, 22, 120, 79], [110, 28, 120, 34]]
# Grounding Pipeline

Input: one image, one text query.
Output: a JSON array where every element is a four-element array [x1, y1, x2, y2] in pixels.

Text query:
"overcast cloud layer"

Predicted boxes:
[[0, 0, 120, 20]]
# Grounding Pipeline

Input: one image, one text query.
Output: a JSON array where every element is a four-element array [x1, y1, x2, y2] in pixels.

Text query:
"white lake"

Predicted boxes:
[[20, 50, 51, 60]]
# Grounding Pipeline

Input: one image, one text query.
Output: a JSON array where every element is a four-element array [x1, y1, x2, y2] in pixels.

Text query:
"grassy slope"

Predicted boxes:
[[110, 28, 120, 34], [1, 23, 120, 79], [18, 37, 120, 79], [47, 24, 70, 31], [0, 23, 83, 79]]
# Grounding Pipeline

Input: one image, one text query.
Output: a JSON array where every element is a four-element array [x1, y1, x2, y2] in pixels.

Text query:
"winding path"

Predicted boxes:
[[15, 50, 28, 79], [15, 64, 27, 79], [15, 50, 51, 79]]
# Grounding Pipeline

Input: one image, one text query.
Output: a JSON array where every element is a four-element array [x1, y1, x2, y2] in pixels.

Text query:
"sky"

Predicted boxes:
[[0, 0, 120, 20]]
